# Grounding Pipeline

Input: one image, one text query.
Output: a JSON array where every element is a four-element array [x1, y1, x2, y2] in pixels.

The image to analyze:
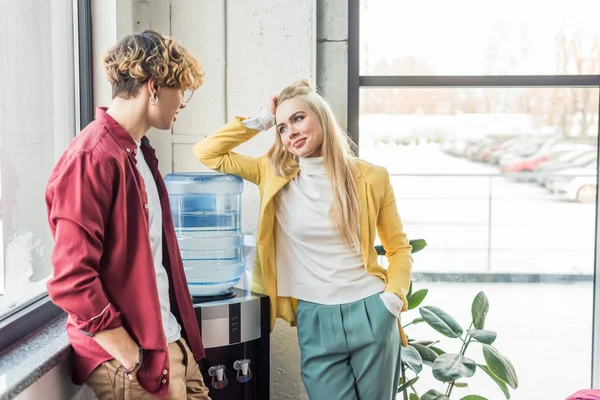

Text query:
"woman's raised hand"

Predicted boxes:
[[267, 96, 278, 115]]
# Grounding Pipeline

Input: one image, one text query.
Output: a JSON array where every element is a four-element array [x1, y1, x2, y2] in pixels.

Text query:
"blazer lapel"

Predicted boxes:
[[262, 168, 299, 210], [257, 167, 299, 279], [354, 164, 371, 267]]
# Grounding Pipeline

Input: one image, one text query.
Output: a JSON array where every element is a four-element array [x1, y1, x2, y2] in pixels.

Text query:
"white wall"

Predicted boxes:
[[92, 0, 134, 107], [92, 0, 174, 172], [317, 0, 349, 131], [164, 0, 317, 243]]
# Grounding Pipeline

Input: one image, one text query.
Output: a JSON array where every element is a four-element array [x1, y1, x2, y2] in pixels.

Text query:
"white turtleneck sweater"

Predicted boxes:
[[242, 111, 404, 314], [273, 157, 385, 304]]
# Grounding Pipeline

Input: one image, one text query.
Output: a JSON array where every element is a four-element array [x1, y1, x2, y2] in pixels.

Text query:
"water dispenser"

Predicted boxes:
[[164, 172, 244, 298], [165, 172, 270, 400]]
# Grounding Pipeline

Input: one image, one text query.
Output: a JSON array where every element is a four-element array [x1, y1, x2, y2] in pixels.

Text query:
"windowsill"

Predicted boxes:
[[0, 313, 71, 400], [0, 280, 51, 320]]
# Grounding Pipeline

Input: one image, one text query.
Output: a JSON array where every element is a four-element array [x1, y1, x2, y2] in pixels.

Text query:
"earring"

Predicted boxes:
[[150, 94, 159, 105]]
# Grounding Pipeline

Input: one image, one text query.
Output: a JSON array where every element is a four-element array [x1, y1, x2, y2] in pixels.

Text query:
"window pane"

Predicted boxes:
[[0, 1, 76, 319], [360, 0, 600, 76], [360, 87, 597, 398]]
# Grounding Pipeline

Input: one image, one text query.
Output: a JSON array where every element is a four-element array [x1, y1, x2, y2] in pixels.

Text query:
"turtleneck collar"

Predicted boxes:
[[299, 156, 326, 176]]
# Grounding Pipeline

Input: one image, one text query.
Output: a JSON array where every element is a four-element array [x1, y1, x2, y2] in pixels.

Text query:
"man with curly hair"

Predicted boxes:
[[45, 30, 211, 399]]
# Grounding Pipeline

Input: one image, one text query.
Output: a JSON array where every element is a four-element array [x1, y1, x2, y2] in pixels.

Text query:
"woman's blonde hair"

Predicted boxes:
[[103, 30, 204, 99], [268, 79, 361, 251]]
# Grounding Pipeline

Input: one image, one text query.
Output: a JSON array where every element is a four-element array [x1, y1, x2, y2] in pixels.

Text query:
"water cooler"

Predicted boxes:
[[165, 172, 270, 400]]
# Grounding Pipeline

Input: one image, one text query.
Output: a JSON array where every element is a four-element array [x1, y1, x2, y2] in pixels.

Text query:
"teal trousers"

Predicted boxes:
[[296, 293, 402, 400]]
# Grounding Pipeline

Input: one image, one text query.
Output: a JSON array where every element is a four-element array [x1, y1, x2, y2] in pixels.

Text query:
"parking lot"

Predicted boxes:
[[362, 141, 597, 277]]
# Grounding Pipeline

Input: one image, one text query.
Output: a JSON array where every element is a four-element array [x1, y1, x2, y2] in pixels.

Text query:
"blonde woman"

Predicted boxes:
[[194, 79, 412, 400]]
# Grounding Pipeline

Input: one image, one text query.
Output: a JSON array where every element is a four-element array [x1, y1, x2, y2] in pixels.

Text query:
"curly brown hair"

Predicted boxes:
[[103, 30, 204, 99]]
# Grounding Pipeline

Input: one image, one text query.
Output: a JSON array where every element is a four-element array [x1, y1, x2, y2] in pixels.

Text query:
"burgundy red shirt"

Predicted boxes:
[[46, 108, 204, 398]]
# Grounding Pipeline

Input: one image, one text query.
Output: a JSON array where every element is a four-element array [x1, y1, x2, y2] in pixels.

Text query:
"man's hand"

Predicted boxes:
[[125, 357, 143, 381], [92, 327, 141, 377]]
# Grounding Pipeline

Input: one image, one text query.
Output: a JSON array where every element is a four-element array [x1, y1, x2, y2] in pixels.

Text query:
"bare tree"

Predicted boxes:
[[554, 23, 600, 136]]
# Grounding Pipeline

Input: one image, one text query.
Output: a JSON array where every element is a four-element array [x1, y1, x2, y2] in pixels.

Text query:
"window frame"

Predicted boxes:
[[0, 0, 94, 353], [347, 0, 600, 387]]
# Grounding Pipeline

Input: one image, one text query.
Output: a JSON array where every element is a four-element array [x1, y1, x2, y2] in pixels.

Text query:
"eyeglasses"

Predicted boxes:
[[181, 89, 194, 104]]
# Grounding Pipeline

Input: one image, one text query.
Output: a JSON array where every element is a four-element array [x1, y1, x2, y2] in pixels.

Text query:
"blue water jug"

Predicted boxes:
[[164, 172, 244, 296]]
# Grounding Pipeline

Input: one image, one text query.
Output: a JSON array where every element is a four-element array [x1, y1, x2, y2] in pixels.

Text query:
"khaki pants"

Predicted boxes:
[[87, 339, 211, 400]]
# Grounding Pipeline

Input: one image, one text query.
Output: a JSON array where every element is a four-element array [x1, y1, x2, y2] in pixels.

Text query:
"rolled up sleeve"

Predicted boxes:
[[46, 152, 122, 335]]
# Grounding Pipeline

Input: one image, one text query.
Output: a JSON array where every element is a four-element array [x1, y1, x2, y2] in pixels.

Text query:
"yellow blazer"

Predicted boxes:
[[193, 117, 413, 346]]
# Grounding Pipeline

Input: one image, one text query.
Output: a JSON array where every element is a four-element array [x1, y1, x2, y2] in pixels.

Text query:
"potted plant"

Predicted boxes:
[[376, 240, 518, 400]]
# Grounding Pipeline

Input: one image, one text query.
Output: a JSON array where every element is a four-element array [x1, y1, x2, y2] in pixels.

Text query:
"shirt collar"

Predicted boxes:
[[95, 107, 153, 151]]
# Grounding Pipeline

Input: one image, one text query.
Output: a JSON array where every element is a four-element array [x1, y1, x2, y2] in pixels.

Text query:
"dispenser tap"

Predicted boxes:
[[208, 365, 228, 389], [233, 359, 252, 383]]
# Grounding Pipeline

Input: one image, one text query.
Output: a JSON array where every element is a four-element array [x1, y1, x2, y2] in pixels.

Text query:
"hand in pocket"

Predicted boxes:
[[379, 292, 404, 316]]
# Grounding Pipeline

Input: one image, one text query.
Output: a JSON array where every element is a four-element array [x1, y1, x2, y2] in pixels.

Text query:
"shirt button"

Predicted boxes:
[[162, 379, 167, 384], [163, 369, 168, 375], [144, 204, 149, 209], [126, 148, 131, 152]]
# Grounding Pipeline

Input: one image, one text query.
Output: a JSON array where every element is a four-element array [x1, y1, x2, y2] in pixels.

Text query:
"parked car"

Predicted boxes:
[[545, 165, 597, 203], [441, 139, 472, 157], [465, 139, 499, 161], [486, 136, 546, 164], [533, 149, 597, 186], [500, 144, 594, 174], [495, 137, 553, 165]]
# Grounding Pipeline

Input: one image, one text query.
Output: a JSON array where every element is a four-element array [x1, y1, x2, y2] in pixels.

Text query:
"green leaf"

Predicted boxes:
[[432, 353, 477, 382], [378, 240, 427, 256], [407, 317, 426, 326], [431, 346, 446, 356], [411, 343, 440, 366], [471, 292, 489, 330], [460, 396, 488, 400], [410, 394, 420, 400], [411, 340, 438, 346], [408, 289, 428, 310], [408, 280, 414, 298], [421, 389, 450, 400], [397, 376, 419, 393], [401, 345, 423, 374], [410, 238, 428, 253], [482, 345, 518, 389], [478, 364, 511, 399], [454, 381, 469, 388], [467, 329, 497, 345], [420, 306, 463, 338]]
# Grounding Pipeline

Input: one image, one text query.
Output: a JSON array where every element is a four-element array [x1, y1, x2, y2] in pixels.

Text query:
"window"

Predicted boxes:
[[361, 87, 598, 275], [350, 1, 600, 398], [360, 0, 600, 76], [0, 0, 92, 345]]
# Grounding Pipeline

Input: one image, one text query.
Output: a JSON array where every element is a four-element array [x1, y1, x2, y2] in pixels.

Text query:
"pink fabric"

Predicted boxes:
[[566, 390, 600, 400]]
